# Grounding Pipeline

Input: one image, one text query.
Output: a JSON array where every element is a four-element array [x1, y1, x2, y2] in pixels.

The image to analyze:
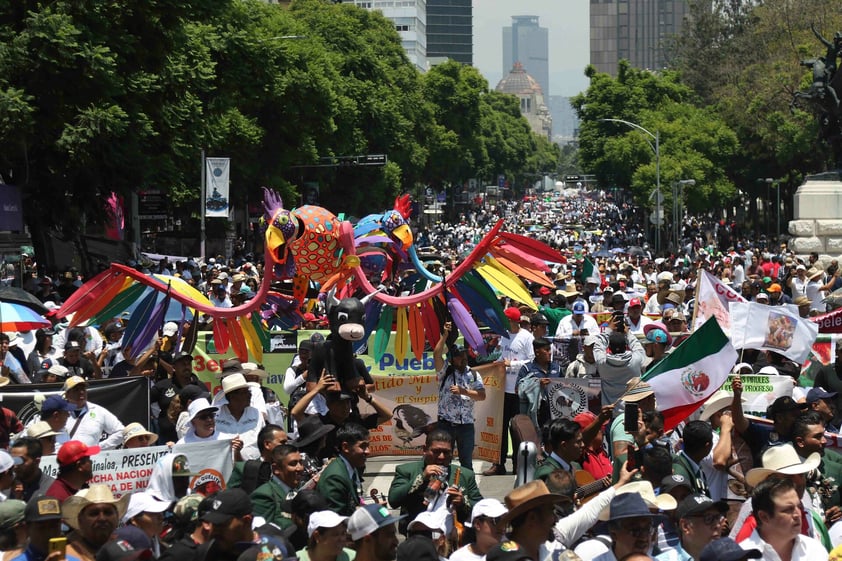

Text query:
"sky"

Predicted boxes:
[[472, 0, 590, 98]]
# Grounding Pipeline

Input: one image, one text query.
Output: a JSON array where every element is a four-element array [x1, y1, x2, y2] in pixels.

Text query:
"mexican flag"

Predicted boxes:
[[641, 317, 738, 431], [578, 257, 596, 283]]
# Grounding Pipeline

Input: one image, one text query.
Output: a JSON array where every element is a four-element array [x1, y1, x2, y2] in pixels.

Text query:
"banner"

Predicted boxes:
[[104, 192, 125, 241], [205, 158, 231, 218], [0, 184, 24, 232], [2, 377, 149, 429], [546, 378, 602, 420], [693, 270, 746, 332], [40, 440, 234, 498], [811, 308, 842, 334], [729, 301, 819, 363], [719, 374, 795, 416], [363, 364, 505, 462]]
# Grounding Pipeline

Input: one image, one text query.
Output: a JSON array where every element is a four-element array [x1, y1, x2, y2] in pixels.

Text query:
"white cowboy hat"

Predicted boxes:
[[61, 484, 131, 529], [745, 443, 821, 488], [221, 373, 250, 395], [699, 390, 746, 422], [599, 480, 677, 521]]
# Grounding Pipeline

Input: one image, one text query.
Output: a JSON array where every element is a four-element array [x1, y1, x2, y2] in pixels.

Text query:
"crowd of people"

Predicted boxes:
[[1, 189, 842, 561]]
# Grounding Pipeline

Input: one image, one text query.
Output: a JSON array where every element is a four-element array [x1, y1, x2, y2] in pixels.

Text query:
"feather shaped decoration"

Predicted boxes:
[[373, 305, 394, 362], [394, 306, 408, 364], [447, 292, 486, 356]]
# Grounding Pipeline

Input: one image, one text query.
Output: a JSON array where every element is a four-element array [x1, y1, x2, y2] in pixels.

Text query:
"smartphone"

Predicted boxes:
[[49, 537, 67, 559], [624, 402, 639, 434]]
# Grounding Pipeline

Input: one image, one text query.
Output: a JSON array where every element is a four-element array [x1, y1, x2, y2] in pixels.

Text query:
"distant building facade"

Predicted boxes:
[[340, 0, 428, 71], [590, 0, 689, 76], [547, 95, 579, 145], [496, 63, 552, 140], [502, 16, 549, 100], [426, 0, 472, 65]]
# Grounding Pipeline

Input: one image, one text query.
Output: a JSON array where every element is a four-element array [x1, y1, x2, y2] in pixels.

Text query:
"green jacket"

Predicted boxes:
[[315, 457, 361, 516], [388, 460, 482, 532], [533, 454, 581, 483], [672, 452, 709, 497], [251, 478, 295, 529]]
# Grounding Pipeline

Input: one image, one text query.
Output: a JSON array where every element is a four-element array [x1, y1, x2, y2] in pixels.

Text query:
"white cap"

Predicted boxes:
[[466, 498, 507, 527], [0, 450, 22, 472], [162, 322, 178, 337], [186, 398, 218, 424], [583, 335, 598, 347], [758, 365, 779, 375], [48, 364, 69, 378], [347, 504, 405, 540], [123, 491, 172, 522], [307, 510, 348, 538], [756, 292, 769, 301], [407, 509, 448, 533]]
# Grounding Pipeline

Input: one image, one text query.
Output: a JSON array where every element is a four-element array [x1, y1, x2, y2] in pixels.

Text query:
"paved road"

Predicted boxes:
[[363, 455, 517, 505]]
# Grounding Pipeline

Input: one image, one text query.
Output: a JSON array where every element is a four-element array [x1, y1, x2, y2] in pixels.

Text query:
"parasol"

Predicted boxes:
[[0, 302, 51, 331]]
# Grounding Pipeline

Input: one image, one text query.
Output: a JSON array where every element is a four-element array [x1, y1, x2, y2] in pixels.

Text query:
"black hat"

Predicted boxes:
[[486, 542, 532, 561], [325, 391, 353, 403], [699, 538, 761, 561], [530, 313, 549, 325], [299, 341, 313, 353], [238, 535, 298, 561], [292, 416, 335, 448], [178, 384, 210, 404], [396, 534, 439, 561], [605, 493, 663, 521], [448, 344, 468, 358], [96, 538, 152, 561], [104, 322, 126, 337], [532, 337, 551, 349], [24, 495, 62, 523], [202, 488, 253, 524], [676, 493, 728, 520], [172, 350, 193, 363], [661, 474, 692, 494], [766, 396, 807, 420]]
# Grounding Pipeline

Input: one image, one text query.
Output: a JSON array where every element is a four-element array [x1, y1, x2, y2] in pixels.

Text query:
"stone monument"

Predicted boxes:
[[789, 26, 842, 259]]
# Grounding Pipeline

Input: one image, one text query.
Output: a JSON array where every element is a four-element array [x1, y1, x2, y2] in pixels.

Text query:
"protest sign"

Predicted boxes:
[[729, 301, 819, 363], [40, 439, 233, 498], [362, 363, 505, 462], [719, 374, 794, 415], [694, 270, 746, 332], [546, 378, 602, 420]]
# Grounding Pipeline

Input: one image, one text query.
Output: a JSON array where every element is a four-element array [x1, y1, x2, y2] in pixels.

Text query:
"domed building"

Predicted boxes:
[[495, 62, 552, 140]]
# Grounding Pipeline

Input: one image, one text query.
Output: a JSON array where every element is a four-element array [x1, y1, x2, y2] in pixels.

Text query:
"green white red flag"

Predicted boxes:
[[642, 316, 738, 431]]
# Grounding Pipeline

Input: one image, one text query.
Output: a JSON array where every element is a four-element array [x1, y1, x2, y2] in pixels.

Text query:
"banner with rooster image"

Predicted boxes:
[[360, 363, 505, 462]]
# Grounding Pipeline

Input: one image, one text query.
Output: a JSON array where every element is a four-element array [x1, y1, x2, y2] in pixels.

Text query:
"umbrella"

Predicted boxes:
[[0, 286, 49, 315], [0, 302, 50, 331], [628, 246, 646, 257], [610, 248, 625, 254], [593, 248, 612, 258]]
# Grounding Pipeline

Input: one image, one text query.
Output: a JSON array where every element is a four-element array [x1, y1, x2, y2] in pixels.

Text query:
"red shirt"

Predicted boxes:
[[44, 476, 80, 503], [580, 447, 612, 480]]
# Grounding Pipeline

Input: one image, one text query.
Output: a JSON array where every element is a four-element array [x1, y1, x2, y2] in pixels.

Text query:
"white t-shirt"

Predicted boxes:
[[449, 545, 485, 561]]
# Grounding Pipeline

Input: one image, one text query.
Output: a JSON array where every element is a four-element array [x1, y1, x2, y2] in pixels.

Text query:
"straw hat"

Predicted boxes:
[[558, 282, 580, 297], [498, 480, 570, 528], [61, 484, 131, 529], [121, 423, 159, 447], [699, 390, 745, 422], [621, 377, 655, 403], [745, 443, 821, 488]]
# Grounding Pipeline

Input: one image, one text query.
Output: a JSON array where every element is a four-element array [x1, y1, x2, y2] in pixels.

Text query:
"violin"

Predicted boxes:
[[449, 468, 464, 550]]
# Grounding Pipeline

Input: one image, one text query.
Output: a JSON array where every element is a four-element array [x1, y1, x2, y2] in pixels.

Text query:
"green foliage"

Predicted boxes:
[[573, 61, 737, 213]]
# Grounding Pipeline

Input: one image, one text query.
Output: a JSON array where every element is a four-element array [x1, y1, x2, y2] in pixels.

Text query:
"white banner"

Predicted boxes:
[[719, 374, 794, 416], [693, 270, 746, 333], [546, 377, 602, 420], [729, 301, 819, 363], [41, 440, 234, 498], [205, 157, 231, 218]]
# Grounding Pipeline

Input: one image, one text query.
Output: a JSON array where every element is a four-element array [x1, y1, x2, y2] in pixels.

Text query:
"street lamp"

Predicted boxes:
[[600, 119, 660, 253], [673, 179, 695, 250]]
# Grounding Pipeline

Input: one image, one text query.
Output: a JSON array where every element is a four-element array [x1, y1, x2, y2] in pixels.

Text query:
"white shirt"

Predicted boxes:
[[626, 315, 653, 335], [214, 404, 265, 460], [555, 487, 616, 547], [700, 431, 728, 501], [449, 545, 484, 561], [740, 529, 828, 561], [554, 314, 599, 340], [500, 329, 534, 394], [64, 402, 124, 450]]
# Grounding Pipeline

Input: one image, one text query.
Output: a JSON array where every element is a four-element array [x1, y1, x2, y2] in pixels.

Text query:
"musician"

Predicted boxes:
[[388, 429, 483, 536], [534, 419, 583, 482], [251, 444, 304, 528]]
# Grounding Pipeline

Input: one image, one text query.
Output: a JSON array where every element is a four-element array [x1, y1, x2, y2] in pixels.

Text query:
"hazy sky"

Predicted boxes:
[[472, 0, 590, 98]]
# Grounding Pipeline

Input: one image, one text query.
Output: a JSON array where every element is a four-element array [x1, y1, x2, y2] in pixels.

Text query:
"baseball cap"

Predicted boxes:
[[104, 323, 126, 337], [46, 363, 69, 379], [504, 307, 522, 322], [347, 503, 406, 540], [676, 493, 727, 520], [766, 396, 807, 420], [0, 450, 22, 473], [755, 292, 769, 302], [123, 492, 172, 522], [202, 488, 253, 524], [538, 286, 551, 296], [24, 495, 62, 523], [661, 474, 692, 494], [172, 350, 193, 363], [628, 297, 642, 308], [0, 500, 25, 530], [162, 322, 179, 337], [768, 283, 782, 293], [57, 440, 101, 467], [572, 301, 585, 315], [63, 376, 87, 392], [466, 498, 508, 528], [95, 539, 153, 561], [307, 510, 348, 538], [807, 386, 838, 404], [582, 335, 598, 347], [64, 341, 82, 351], [41, 394, 76, 415], [530, 313, 549, 325], [700, 538, 761, 561]]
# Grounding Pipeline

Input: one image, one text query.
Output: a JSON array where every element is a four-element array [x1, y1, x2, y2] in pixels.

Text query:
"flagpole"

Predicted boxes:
[[200, 149, 206, 261], [690, 269, 702, 329]]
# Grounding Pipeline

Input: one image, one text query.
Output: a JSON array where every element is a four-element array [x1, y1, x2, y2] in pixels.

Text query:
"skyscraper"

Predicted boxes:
[[502, 16, 549, 99], [426, 0, 472, 65], [340, 0, 427, 71], [590, 0, 689, 76]]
